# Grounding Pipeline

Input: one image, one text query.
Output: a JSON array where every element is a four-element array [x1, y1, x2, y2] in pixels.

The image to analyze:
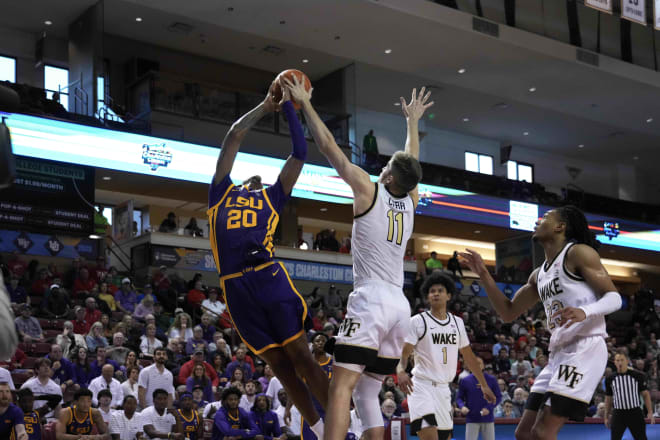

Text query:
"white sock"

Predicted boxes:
[[310, 419, 324, 439]]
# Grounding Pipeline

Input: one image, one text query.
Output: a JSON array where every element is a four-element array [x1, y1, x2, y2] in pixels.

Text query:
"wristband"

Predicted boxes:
[[579, 291, 622, 318]]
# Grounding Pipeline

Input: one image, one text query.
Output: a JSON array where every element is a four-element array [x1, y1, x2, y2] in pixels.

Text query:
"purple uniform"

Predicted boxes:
[[0, 404, 24, 440], [301, 358, 332, 440], [208, 175, 309, 354]]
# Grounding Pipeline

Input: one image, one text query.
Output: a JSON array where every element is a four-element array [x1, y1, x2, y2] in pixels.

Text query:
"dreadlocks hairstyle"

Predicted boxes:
[[555, 205, 600, 250]]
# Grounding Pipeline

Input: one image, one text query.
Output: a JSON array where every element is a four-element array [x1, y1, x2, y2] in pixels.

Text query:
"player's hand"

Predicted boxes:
[[397, 371, 413, 395], [604, 415, 611, 429], [648, 413, 655, 424], [262, 91, 279, 113], [277, 81, 292, 108], [480, 408, 490, 416], [460, 406, 469, 416], [400, 87, 433, 122], [551, 307, 586, 329], [281, 74, 313, 105], [481, 384, 496, 404], [458, 249, 488, 277]]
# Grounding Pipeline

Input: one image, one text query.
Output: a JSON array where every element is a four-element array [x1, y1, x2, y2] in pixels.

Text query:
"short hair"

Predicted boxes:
[[503, 399, 513, 406], [75, 389, 93, 400], [242, 175, 262, 187], [122, 395, 137, 406], [389, 151, 422, 193], [153, 347, 167, 356], [222, 386, 242, 401], [98, 389, 112, 400], [17, 388, 33, 400], [34, 358, 51, 370], [420, 271, 456, 297], [152, 388, 169, 400]]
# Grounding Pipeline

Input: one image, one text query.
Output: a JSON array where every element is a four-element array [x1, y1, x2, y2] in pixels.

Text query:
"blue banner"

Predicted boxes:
[[0, 229, 98, 259], [279, 258, 354, 285]]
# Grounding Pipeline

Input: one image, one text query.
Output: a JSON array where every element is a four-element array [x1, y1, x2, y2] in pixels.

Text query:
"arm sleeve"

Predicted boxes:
[[282, 100, 307, 162], [209, 174, 234, 208], [456, 379, 466, 409], [214, 411, 248, 437]]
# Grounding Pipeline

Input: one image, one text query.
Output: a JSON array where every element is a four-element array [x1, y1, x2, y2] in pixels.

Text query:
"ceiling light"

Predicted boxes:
[[633, 156, 639, 160], [44, 20, 53, 26], [523, 131, 529, 136], [474, 230, 481, 234], [102, 176, 112, 181], [135, 17, 143, 22], [528, 87, 536, 92], [647, 118, 653, 123], [320, 208, 327, 212], [302, 59, 309, 63], [89, 234, 102, 240], [462, 118, 470, 122], [458, 68, 466, 74], [428, 113, 435, 120], [394, 102, 400, 106], [384, 49, 392, 54], [578, 144, 584, 148]]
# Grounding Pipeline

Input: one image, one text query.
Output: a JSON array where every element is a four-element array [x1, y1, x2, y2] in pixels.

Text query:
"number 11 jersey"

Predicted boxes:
[[352, 182, 414, 288]]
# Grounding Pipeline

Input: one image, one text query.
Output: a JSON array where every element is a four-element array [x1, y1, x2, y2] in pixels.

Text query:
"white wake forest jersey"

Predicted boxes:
[[537, 241, 607, 351], [351, 182, 414, 288], [405, 311, 469, 383]]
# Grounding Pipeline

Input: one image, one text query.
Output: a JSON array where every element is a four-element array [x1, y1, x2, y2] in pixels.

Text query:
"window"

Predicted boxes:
[[507, 160, 534, 183], [465, 151, 493, 175], [0, 55, 16, 83], [44, 65, 69, 111]]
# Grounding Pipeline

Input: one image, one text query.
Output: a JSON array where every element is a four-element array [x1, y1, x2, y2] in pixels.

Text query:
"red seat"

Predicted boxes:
[[33, 342, 51, 355], [44, 329, 60, 340], [139, 359, 153, 368], [11, 371, 34, 386], [31, 297, 43, 306], [38, 319, 50, 329], [49, 320, 65, 330], [22, 357, 38, 369]]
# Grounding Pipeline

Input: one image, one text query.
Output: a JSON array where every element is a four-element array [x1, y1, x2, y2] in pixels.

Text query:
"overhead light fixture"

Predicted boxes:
[[393, 102, 400, 106], [384, 49, 392, 54], [646, 117, 653, 123], [102, 176, 112, 180], [633, 156, 639, 160], [458, 68, 466, 74], [462, 117, 470, 122], [302, 59, 309, 63], [44, 20, 53, 26], [528, 87, 536, 92], [89, 234, 102, 240], [474, 230, 481, 234], [523, 131, 529, 136], [135, 17, 143, 22], [320, 207, 328, 212], [578, 144, 584, 148]]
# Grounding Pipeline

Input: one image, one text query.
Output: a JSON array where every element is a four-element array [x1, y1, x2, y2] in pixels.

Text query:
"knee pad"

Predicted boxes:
[[352, 374, 385, 430]]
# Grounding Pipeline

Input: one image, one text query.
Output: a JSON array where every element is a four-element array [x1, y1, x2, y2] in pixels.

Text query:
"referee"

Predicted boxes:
[[604, 352, 655, 440]]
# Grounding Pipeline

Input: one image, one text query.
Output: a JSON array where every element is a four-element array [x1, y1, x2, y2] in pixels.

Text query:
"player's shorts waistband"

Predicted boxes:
[[353, 278, 404, 290], [219, 261, 277, 282], [549, 333, 606, 354], [413, 376, 449, 388]]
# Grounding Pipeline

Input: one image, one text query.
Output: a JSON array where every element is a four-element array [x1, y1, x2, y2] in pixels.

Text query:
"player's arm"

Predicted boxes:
[[603, 395, 613, 428], [642, 390, 654, 423], [138, 385, 147, 410], [91, 408, 111, 439], [552, 244, 621, 328], [213, 94, 277, 186], [396, 343, 415, 394], [459, 249, 540, 322], [55, 410, 83, 440], [284, 76, 374, 205], [270, 85, 306, 195], [399, 87, 433, 207], [459, 346, 496, 404]]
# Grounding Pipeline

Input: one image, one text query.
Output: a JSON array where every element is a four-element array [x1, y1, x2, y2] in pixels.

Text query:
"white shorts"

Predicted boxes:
[[529, 336, 607, 420], [408, 377, 453, 432], [334, 279, 411, 375]]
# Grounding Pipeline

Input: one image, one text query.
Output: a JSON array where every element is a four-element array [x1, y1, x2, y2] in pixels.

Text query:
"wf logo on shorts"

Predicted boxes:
[[557, 364, 584, 389], [141, 143, 173, 171], [339, 318, 361, 337]]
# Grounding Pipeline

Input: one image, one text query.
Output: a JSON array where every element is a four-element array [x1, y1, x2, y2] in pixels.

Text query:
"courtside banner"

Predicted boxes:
[[622, 0, 646, 25], [586, 0, 612, 13]]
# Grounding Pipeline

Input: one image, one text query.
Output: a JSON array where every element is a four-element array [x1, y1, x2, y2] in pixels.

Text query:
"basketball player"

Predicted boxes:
[[17, 388, 43, 440], [177, 392, 203, 440], [285, 76, 432, 440], [55, 388, 109, 439], [397, 271, 496, 440], [300, 333, 332, 440], [460, 205, 622, 440], [207, 84, 328, 439], [0, 381, 27, 440]]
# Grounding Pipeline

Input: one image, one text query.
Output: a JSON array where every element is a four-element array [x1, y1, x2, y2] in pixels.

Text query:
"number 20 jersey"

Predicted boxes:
[[352, 182, 414, 288], [537, 241, 607, 352]]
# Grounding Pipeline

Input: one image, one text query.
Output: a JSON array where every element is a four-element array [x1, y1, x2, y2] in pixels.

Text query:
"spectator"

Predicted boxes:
[[510, 352, 532, 378], [511, 388, 527, 416], [211, 353, 228, 387], [168, 312, 193, 342], [312, 309, 327, 332], [84, 297, 102, 326], [381, 398, 397, 429], [153, 303, 172, 334], [97, 282, 117, 312], [378, 376, 405, 405], [187, 280, 207, 311], [39, 284, 70, 319], [186, 362, 214, 403], [527, 336, 539, 361], [14, 304, 44, 342], [120, 351, 141, 378], [109, 394, 143, 440], [56, 320, 87, 359], [106, 332, 131, 365], [143, 314, 167, 342], [324, 285, 343, 317], [91, 256, 108, 283], [258, 364, 275, 393], [7, 251, 28, 279], [457, 356, 501, 440], [201, 288, 225, 319], [339, 237, 351, 254], [0, 382, 26, 440], [89, 363, 123, 408], [73, 306, 90, 335], [495, 399, 519, 418], [115, 278, 138, 314], [136, 283, 155, 304], [212, 386, 260, 440], [165, 337, 186, 373], [30, 268, 51, 296], [250, 393, 284, 440], [47, 344, 78, 396], [20, 358, 62, 420], [98, 314, 113, 339], [142, 388, 183, 439], [140, 324, 164, 359], [213, 334, 232, 361], [106, 266, 122, 291], [425, 251, 443, 274], [0, 366, 15, 390], [71, 346, 93, 388], [447, 251, 464, 278], [133, 294, 155, 320], [533, 354, 547, 377], [138, 348, 176, 409], [226, 348, 253, 381], [158, 212, 178, 233], [178, 349, 219, 386], [186, 326, 208, 356], [6, 276, 28, 304], [493, 348, 511, 375], [121, 366, 140, 401], [184, 218, 204, 237], [199, 312, 217, 344], [86, 322, 109, 353], [239, 380, 259, 412], [89, 346, 121, 379], [362, 129, 379, 169], [0, 347, 25, 371], [73, 267, 97, 298]]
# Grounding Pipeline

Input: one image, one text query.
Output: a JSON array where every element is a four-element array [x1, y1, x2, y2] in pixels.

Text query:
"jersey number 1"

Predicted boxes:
[[387, 210, 403, 245]]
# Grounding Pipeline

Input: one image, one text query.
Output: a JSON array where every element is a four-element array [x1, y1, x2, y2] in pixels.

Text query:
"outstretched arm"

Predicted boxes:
[[399, 87, 433, 207], [283, 75, 374, 211], [459, 249, 539, 322], [277, 87, 305, 195], [213, 94, 278, 185]]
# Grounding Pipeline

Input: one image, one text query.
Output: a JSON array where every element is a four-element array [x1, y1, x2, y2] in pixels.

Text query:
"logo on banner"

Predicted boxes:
[[141, 143, 173, 171], [503, 284, 514, 299], [14, 232, 33, 252], [470, 281, 482, 295], [622, 0, 646, 25], [45, 236, 63, 256]]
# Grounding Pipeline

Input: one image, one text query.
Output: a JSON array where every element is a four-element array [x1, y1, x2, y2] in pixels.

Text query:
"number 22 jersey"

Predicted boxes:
[[208, 175, 289, 277]]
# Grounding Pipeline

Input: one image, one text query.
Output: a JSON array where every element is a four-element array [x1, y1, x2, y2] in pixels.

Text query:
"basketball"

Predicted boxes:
[[270, 69, 312, 109]]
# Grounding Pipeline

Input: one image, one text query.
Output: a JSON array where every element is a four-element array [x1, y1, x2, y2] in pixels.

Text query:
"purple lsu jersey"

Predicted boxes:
[[208, 175, 288, 277], [65, 406, 94, 435], [178, 408, 201, 439], [23, 411, 41, 440]]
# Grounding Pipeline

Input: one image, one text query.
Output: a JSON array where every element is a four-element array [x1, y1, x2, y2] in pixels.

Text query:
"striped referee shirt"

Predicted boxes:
[[605, 369, 648, 410]]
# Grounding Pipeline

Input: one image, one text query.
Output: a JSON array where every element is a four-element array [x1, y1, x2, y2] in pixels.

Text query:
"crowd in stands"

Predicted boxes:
[[1, 249, 659, 439]]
